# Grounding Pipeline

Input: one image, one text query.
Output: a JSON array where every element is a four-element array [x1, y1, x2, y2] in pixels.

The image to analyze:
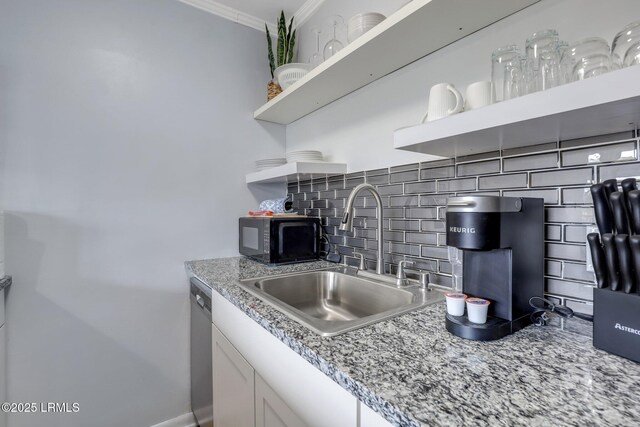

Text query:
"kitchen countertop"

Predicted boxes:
[[0, 276, 11, 292], [185, 257, 640, 427]]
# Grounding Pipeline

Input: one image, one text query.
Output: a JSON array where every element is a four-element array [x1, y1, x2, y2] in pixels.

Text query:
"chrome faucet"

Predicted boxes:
[[339, 183, 385, 275]]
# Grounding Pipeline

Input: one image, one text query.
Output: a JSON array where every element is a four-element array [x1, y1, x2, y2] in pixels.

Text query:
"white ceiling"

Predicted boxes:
[[178, 0, 324, 33]]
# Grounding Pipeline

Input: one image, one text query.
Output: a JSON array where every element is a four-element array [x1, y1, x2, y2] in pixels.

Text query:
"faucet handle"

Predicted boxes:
[[397, 260, 415, 277], [395, 260, 415, 287], [353, 252, 367, 270]]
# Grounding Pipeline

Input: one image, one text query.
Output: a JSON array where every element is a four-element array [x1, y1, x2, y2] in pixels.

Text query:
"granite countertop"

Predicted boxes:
[[0, 276, 11, 291], [185, 257, 640, 427]]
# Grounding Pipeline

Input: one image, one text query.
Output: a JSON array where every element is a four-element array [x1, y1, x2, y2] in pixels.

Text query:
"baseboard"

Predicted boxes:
[[149, 412, 197, 427]]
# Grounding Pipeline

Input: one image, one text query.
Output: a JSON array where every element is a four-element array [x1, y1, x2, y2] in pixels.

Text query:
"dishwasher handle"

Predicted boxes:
[[196, 294, 205, 308]]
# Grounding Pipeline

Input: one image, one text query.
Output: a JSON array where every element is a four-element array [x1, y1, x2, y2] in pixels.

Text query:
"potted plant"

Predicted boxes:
[[266, 11, 296, 101]]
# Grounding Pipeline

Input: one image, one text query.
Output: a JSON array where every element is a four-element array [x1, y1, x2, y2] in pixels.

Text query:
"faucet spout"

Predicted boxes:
[[340, 183, 385, 274]]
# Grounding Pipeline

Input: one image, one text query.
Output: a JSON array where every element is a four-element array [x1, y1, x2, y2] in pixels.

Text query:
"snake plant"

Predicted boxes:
[[266, 11, 296, 79]]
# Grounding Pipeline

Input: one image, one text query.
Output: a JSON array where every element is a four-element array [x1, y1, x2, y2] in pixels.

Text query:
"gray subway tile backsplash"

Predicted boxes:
[[561, 187, 591, 205], [437, 178, 476, 192], [390, 170, 419, 183], [478, 173, 527, 190], [420, 165, 455, 180], [561, 141, 637, 167], [564, 225, 587, 243], [456, 159, 500, 176], [405, 181, 437, 194], [599, 162, 640, 181], [530, 167, 594, 187], [502, 152, 559, 172], [287, 131, 640, 306]]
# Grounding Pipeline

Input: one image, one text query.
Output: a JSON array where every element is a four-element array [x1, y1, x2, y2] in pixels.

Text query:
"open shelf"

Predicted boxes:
[[246, 162, 347, 184], [394, 66, 640, 158], [253, 0, 540, 125]]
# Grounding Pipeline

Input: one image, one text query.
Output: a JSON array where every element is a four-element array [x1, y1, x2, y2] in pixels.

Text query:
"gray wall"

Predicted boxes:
[[0, 1, 284, 426]]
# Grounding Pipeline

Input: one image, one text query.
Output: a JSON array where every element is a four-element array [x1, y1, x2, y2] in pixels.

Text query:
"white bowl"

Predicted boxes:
[[274, 63, 312, 89], [348, 13, 385, 43]]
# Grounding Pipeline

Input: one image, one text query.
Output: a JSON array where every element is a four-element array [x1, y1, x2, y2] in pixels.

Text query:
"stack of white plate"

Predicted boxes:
[[255, 158, 286, 171], [285, 150, 323, 163], [348, 12, 386, 43]]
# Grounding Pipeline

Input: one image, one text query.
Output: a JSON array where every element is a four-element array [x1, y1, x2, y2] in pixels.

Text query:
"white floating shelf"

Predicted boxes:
[[254, 0, 540, 125], [246, 162, 347, 184], [394, 66, 640, 158]]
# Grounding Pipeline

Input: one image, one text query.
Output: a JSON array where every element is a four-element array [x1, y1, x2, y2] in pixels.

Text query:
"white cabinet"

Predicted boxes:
[[359, 402, 393, 427], [210, 288, 397, 427], [211, 290, 358, 427], [255, 373, 306, 427], [212, 323, 255, 427]]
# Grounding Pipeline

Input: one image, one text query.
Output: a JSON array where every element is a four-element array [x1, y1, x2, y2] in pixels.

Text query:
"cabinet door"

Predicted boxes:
[[359, 402, 393, 427], [212, 324, 255, 427], [255, 374, 306, 427], [0, 325, 6, 427]]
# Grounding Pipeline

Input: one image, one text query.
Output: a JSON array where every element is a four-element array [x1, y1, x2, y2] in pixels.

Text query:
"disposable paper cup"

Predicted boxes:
[[466, 298, 491, 324], [445, 293, 467, 316]]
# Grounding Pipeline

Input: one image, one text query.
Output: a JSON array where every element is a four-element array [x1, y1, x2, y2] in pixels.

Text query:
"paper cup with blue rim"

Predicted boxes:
[[444, 292, 467, 316], [466, 298, 491, 324]]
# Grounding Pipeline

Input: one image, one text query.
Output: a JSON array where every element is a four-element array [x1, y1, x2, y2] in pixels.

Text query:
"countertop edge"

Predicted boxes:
[[184, 260, 422, 427]]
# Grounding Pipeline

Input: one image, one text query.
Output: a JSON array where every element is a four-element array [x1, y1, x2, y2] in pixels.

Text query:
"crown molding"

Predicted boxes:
[[294, 0, 325, 27], [177, 0, 277, 34], [178, 0, 325, 33]]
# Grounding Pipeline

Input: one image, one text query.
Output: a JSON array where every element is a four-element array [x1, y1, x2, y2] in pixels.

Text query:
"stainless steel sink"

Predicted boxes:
[[239, 267, 444, 336]]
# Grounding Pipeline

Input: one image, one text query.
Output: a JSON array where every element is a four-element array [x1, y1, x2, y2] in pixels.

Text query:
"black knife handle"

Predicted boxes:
[[621, 177, 637, 195], [590, 184, 613, 235], [614, 234, 635, 294], [629, 190, 640, 235], [587, 233, 608, 288], [630, 236, 640, 295], [610, 191, 630, 234], [621, 178, 638, 233], [602, 234, 620, 291], [602, 179, 619, 201]]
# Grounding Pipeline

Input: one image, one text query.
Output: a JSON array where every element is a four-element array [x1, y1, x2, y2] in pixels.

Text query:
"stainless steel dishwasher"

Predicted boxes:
[[190, 278, 213, 427]]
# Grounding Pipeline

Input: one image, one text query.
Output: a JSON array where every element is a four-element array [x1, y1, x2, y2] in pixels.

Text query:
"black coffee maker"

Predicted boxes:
[[445, 196, 544, 341]]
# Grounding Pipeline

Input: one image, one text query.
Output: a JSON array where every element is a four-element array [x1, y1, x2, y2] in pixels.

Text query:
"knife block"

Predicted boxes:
[[593, 288, 640, 363]]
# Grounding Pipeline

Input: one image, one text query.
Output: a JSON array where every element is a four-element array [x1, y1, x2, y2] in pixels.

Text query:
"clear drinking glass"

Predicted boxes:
[[525, 29, 561, 94], [557, 40, 572, 85], [624, 41, 640, 67], [491, 45, 524, 102], [612, 20, 640, 68], [568, 38, 612, 81], [308, 27, 323, 68], [323, 15, 344, 60]]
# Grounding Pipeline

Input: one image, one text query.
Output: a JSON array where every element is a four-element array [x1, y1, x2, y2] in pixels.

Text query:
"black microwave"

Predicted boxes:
[[238, 217, 320, 264]]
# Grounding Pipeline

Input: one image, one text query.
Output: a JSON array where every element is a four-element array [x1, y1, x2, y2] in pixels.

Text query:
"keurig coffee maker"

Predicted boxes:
[[445, 196, 544, 341]]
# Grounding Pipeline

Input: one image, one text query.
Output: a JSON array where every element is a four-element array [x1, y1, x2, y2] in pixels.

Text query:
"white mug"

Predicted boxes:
[[465, 81, 495, 110], [421, 83, 464, 123]]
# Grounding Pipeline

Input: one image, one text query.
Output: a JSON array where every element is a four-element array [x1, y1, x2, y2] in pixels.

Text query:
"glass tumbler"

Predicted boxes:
[[557, 41, 572, 85], [491, 45, 524, 102], [568, 38, 612, 81], [525, 29, 561, 93], [612, 20, 640, 68]]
